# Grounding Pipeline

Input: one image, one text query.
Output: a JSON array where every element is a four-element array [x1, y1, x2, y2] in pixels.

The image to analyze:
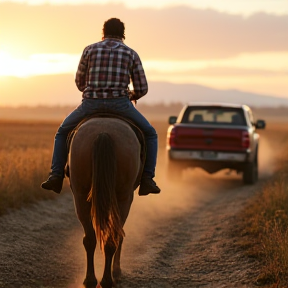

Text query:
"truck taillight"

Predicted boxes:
[[242, 131, 250, 148], [167, 126, 177, 147]]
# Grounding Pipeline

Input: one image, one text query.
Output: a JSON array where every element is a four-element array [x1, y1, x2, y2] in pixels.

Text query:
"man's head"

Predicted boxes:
[[103, 18, 125, 40]]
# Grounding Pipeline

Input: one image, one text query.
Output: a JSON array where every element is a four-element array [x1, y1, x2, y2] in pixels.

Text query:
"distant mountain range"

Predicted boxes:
[[148, 82, 288, 107]]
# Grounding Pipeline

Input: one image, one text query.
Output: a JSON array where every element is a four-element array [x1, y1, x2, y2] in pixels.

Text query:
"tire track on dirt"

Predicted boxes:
[[0, 191, 85, 288], [119, 177, 262, 288]]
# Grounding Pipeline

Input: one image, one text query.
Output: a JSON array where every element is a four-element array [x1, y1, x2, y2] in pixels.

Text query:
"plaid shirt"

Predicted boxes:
[[75, 37, 148, 100]]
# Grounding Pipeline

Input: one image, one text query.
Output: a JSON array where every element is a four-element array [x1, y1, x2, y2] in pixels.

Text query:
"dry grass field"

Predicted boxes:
[[0, 120, 59, 214], [231, 122, 288, 286], [240, 166, 288, 286]]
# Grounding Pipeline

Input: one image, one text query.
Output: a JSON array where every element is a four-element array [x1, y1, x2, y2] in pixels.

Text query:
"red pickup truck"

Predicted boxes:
[[166, 103, 266, 184]]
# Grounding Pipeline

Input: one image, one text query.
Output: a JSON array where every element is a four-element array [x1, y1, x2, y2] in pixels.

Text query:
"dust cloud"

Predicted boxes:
[[258, 135, 277, 177], [121, 150, 241, 255]]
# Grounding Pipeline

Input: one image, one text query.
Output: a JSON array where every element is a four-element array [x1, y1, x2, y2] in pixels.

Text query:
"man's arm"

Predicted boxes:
[[75, 47, 89, 92], [130, 52, 148, 100]]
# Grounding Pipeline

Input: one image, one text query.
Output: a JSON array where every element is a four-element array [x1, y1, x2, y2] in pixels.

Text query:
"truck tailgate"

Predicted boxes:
[[172, 125, 247, 151]]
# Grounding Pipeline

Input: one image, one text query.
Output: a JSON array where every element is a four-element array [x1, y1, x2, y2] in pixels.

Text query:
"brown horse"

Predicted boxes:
[[68, 117, 141, 288]]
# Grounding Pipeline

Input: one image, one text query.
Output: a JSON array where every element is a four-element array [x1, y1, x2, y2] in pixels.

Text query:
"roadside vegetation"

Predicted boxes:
[[234, 124, 288, 287], [0, 120, 60, 214], [240, 166, 288, 286]]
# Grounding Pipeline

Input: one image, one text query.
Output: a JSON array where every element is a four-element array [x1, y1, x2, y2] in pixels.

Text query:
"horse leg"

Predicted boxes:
[[100, 238, 117, 288], [74, 194, 97, 287], [112, 237, 123, 282], [112, 194, 133, 282], [83, 221, 97, 287]]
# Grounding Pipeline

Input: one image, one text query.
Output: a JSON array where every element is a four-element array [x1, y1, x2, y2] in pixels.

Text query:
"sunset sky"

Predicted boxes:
[[0, 0, 287, 106]]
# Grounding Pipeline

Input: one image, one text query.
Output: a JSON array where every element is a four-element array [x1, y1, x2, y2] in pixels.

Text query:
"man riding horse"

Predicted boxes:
[[41, 17, 161, 196]]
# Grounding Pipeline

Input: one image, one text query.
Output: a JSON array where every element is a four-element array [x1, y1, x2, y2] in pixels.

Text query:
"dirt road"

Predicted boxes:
[[0, 165, 265, 288]]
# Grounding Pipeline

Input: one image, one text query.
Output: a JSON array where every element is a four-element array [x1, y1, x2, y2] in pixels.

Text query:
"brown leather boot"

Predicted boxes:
[[41, 175, 63, 194], [138, 178, 161, 196]]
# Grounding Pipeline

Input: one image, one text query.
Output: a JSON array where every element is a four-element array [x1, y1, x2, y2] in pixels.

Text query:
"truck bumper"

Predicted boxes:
[[168, 149, 248, 162]]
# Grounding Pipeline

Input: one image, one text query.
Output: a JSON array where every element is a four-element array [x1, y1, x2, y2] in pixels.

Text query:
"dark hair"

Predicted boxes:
[[103, 18, 125, 40]]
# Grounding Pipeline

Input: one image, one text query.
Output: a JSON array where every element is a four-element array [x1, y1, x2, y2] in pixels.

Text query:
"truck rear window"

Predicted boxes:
[[182, 107, 246, 125]]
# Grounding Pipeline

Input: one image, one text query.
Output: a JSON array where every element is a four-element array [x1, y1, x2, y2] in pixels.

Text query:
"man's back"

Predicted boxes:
[[75, 38, 148, 99]]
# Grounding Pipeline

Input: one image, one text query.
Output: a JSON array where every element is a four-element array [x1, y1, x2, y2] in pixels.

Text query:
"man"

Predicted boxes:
[[41, 18, 160, 196]]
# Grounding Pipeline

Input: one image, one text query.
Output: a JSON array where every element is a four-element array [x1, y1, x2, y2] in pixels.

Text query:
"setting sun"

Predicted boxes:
[[0, 51, 79, 77]]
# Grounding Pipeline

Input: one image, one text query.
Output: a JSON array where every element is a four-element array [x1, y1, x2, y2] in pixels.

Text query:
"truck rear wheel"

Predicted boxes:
[[242, 157, 258, 185]]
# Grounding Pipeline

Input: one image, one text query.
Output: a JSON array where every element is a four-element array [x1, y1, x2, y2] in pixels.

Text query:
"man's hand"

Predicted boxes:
[[128, 90, 137, 106]]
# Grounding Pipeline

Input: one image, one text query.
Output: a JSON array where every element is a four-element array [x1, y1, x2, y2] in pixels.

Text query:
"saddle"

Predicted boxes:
[[65, 113, 146, 190]]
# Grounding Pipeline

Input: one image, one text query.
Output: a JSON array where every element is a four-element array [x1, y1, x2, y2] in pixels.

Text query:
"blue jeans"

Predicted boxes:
[[51, 97, 158, 179]]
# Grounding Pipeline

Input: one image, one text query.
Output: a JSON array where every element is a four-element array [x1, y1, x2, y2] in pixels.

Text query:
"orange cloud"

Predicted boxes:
[[1, 3, 287, 60]]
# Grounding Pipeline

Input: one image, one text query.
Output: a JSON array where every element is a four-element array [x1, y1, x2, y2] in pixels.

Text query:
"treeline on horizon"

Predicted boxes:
[[0, 103, 288, 121]]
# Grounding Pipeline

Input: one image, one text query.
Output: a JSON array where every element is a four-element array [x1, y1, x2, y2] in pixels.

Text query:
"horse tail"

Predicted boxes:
[[87, 132, 125, 249]]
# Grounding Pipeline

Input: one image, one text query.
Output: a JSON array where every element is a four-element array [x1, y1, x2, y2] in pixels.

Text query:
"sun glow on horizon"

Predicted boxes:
[[1, 50, 287, 77], [0, 51, 79, 77]]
